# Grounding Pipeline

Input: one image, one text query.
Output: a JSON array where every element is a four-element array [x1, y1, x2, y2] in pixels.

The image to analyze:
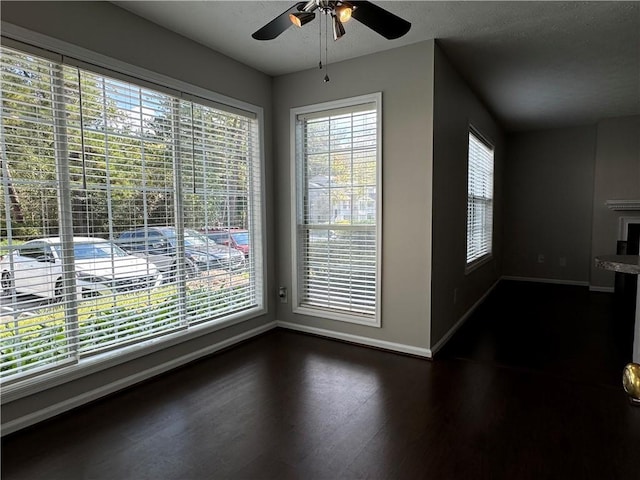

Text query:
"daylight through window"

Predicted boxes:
[[292, 94, 381, 326], [466, 128, 494, 267], [0, 44, 263, 383]]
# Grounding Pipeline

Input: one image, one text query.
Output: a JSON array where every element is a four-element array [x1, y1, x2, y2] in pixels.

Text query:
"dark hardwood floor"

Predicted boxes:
[[3, 281, 640, 479]]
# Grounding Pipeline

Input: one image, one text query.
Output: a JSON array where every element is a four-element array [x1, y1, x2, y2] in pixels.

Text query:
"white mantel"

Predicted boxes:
[[595, 255, 640, 364], [619, 216, 640, 241], [606, 200, 640, 211]]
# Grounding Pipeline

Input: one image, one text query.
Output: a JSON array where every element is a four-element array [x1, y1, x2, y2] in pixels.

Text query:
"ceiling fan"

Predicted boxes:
[[252, 1, 411, 41]]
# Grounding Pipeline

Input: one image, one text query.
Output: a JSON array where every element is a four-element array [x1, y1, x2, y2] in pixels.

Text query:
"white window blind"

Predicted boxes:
[[466, 128, 494, 266], [292, 95, 381, 325], [0, 44, 263, 383]]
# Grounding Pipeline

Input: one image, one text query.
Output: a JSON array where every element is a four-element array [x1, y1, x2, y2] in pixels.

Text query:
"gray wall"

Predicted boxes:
[[1, 1, 276, 429], [501, 116, 639, 289], [502, 126, 597, 283], [590, 115, 640, 288], [431, 44, 504, 347], [273, 41, 435, 350], [1, 1, 271, 108]]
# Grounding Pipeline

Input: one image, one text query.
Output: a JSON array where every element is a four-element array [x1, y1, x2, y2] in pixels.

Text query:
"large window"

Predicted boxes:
[[291, 94, 381, 326], [0, 43, 263, 384], [466, 127, 494, 269]]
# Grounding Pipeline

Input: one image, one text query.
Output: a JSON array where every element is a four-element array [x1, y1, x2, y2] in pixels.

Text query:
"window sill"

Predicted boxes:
[[465, 254, 493, 274], [1, 306, 267, 404], [293, 304, 381, 328]]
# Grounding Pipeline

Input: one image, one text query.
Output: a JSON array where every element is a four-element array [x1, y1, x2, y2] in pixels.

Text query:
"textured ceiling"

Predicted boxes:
[[113, 1, 640, 131]]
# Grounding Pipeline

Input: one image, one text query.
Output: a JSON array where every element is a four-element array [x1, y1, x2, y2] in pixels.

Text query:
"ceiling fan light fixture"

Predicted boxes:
[[252, 1, 411, 42], [289, 11, 315, 28], [336, 5, 352, 23], [332, 14, 346, 40]]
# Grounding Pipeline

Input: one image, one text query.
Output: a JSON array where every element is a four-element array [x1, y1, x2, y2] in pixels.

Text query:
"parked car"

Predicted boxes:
[[118, 227, 245, 273], [0, 237, 162, 300], [117, 229, 198, 282], [202, 228, 250, 257]]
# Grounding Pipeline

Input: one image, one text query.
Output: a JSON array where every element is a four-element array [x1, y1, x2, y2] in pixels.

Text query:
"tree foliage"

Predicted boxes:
[[1, 47, 252, 242]]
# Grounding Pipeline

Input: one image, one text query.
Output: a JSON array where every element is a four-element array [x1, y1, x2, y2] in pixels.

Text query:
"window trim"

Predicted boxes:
[[0, 25, 269, 403], [290, 93, 382, 327], [465, 124, 495, 274], [1, 23, 260, 119]]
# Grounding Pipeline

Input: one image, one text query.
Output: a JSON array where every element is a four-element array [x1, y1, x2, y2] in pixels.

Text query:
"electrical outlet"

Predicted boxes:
[[537, 254, 545, 264], [278, 286, 288, 303]]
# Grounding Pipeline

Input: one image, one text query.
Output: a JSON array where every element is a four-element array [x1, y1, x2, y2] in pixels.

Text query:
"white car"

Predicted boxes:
[[0, 237, 162, 300]]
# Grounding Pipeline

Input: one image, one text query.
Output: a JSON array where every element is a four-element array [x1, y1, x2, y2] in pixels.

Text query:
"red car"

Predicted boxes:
[[203, 229, 250, 257]]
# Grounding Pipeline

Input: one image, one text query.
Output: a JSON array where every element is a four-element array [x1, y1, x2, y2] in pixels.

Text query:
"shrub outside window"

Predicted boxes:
[[0, 44, 264, 385]]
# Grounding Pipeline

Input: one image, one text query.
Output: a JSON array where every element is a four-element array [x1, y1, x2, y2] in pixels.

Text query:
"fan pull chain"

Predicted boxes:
[[324, 12, 330, 82], [318, 12, 323, 70]]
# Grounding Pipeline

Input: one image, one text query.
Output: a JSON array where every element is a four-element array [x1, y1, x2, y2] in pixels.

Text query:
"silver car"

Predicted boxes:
[[0, 237, 162, 300], [118, 227, 245, 273]]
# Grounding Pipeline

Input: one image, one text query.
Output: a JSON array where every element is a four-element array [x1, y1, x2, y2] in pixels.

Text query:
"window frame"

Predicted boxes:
[[465, 125, 495, 273], [0, 27, 268, 402], [290, 93, 382, 327]]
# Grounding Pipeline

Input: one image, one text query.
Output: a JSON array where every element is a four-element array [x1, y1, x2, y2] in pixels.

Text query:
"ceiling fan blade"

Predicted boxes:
[[252, 2, 307, 40], [350, 1, 411, 40]]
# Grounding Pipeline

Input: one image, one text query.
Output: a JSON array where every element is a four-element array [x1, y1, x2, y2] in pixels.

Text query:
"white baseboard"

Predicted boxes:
[[501, 275, 589, 287], [276, 321, 432, 358], [278, 278, 501, 359], [430, 279, 500, 356], [589, 286, 615, 293], [2, 321, 278, 436]]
